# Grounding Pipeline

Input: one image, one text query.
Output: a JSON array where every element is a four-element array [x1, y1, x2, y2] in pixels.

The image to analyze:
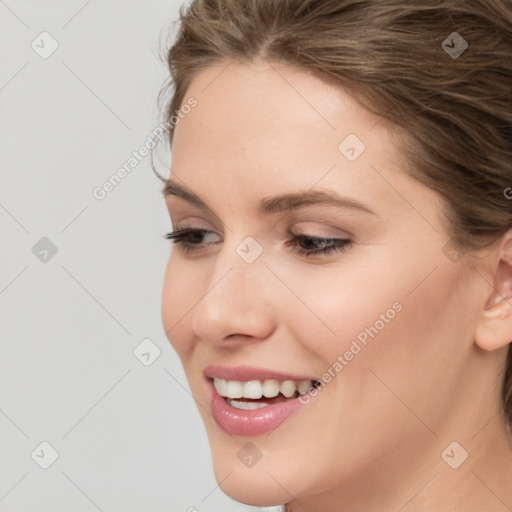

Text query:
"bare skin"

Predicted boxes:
[[161, 59, 512, 512]]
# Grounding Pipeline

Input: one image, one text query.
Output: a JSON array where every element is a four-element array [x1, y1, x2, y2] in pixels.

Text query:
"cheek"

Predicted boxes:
[[280, 251, 467, 385], [161, 255, 198, 358], [304, 256, 473, 431], [274, 260, 411, 365]]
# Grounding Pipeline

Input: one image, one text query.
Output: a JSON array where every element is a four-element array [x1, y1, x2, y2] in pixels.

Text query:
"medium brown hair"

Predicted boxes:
[[159, 0, 512, 428]]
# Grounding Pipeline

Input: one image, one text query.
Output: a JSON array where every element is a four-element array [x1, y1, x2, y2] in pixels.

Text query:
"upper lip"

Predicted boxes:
[[203, 365, 317, 382]]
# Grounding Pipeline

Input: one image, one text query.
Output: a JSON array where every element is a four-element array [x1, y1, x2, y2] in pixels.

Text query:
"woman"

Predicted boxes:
[[158, 1, 512, 510]]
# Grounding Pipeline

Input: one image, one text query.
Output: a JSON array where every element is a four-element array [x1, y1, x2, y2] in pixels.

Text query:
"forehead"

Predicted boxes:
[[168, 61, 442, 228], [173, 63, 392, 175], [173, 60, 383, 154]]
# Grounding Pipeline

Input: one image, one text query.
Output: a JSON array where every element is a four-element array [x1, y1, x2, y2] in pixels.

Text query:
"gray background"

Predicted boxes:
[[0, 1, 260, 510]]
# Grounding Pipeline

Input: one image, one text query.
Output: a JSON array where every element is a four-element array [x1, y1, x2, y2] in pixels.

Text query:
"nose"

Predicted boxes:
[[190, 245, 277, 347]]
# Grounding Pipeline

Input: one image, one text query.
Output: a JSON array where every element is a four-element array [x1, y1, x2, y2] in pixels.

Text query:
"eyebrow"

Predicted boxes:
[[162, 180, 377, 216]]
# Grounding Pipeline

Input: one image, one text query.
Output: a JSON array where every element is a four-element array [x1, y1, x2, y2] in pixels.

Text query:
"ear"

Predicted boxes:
[[475, 228, 512, 352]]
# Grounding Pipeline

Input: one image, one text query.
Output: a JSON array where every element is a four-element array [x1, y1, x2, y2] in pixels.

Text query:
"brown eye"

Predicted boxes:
[[164, 228, 221, 253], [288, 234, 352, 257]]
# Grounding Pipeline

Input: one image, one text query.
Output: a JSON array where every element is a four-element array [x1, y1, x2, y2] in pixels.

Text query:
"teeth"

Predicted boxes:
[[225, 380, 243, 398], [262, 379, 280, 398], [297, 380, 313, 394], [280, 380, 296, 398], [228, 399, 269, 410], [214, 378, 314, 399], [213, 378, 227, 396], [243, 380, 263, 399]]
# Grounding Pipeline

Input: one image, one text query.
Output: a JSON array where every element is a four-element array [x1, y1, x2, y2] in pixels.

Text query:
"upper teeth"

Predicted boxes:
[[213, 378, 315, 399]]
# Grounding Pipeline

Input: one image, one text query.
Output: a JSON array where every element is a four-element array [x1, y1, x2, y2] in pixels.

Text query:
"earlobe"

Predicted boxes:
[[475, 297, 512, 351], [475, 230, 512, 352]]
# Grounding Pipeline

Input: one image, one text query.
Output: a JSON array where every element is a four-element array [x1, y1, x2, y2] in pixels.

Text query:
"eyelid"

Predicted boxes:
[[289, 224, 354, 243], [172, 221, 220, 235], [169, 208, 234, 235], [290, 228, 352, 240]]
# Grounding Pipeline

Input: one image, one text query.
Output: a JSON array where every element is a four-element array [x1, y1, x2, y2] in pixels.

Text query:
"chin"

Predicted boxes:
[[211, 457, 291, 507], [205, 429, 325, 508]]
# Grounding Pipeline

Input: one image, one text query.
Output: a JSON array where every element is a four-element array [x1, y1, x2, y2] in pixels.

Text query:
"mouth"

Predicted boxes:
[[213, 377, 320, 409], [204, 365, 321, 436]]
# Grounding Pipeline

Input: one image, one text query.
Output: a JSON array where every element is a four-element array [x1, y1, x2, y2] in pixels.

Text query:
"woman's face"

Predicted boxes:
[[161, 60, 489, 507]]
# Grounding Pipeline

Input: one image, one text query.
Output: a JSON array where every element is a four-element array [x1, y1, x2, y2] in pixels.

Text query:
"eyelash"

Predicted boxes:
[[164, 228, 352, 257]]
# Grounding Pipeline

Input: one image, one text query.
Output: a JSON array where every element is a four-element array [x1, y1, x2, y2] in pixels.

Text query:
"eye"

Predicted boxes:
[[164, 228, 352, 258], [164, 228, 221, 253], [287, 234, 352, 257]]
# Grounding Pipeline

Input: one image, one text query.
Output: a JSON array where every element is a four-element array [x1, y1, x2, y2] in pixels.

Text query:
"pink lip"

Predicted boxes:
[[207, 379, 306, 436], [203, 364, 317, 382], [204, 365, 317, 436]]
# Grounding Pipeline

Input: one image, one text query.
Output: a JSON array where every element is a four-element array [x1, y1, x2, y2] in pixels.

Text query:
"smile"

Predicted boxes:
[[214, 378, 316, 407], [205, 366, 320, 436]]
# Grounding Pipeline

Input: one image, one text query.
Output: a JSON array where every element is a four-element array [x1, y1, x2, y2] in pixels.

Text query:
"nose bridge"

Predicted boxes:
[[190, 236, 275, 343]]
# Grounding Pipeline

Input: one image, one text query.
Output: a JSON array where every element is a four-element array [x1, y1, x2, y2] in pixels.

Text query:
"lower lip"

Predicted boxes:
[[209, 381, 306, 436]]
